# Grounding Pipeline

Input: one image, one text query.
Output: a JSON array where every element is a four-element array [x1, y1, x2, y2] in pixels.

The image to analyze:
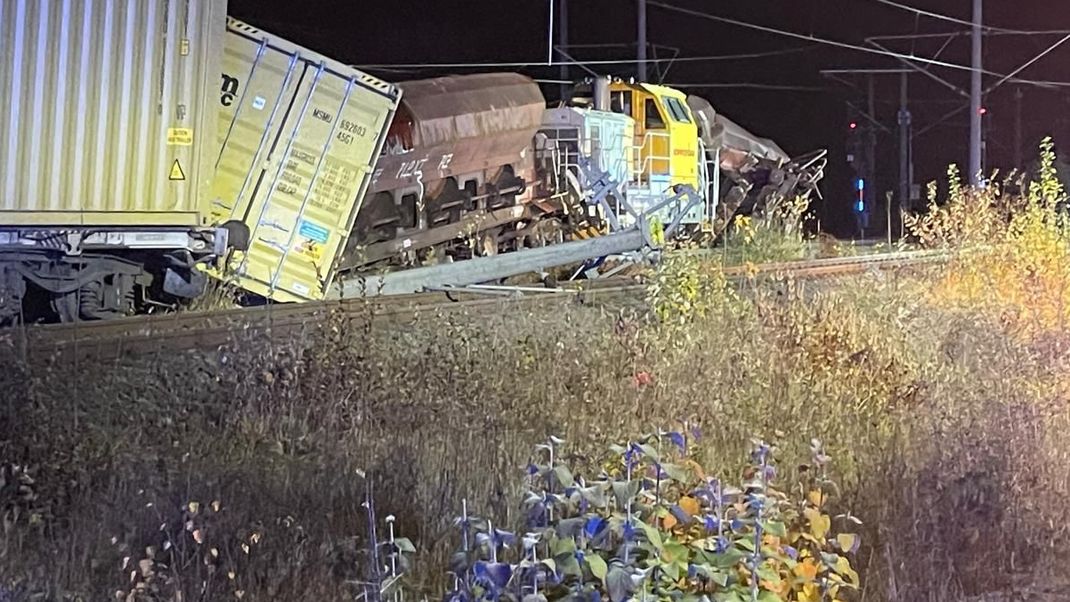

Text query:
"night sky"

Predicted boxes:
[[227, 0, 1070, 236]]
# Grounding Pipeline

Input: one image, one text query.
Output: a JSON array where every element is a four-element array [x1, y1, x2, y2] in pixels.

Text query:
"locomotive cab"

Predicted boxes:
[[602, 81, 708, 230], [606, 82, 700, 194]]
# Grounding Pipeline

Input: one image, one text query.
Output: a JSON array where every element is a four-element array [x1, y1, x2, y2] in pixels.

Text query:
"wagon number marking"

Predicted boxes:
[[337, 119, 368, 145], [397, 158, 428, 180]]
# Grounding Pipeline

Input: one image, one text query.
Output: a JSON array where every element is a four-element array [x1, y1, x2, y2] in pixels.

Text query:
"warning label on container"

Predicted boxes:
[[294, 239, 324, 263], [169, 160, 186, 181], [167, 128, 193, 146]]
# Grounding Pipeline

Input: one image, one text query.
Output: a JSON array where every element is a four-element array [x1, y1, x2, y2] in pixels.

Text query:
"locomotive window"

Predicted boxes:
[[664, 97, 692, 124], [644, 99, 666, 129], [610, 91, 632, 116]]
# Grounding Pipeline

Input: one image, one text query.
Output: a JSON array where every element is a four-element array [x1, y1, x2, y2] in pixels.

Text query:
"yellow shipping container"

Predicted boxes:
[[210, 18, 400, 303], [0, 0, 225, 226]]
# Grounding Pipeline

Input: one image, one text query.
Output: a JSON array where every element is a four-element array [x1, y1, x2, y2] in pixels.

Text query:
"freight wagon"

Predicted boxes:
[[0, 0, 248, 323], [1, 0, 825, 321]]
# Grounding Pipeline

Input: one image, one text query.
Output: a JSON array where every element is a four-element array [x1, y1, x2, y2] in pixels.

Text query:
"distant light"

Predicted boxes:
[[855, 200, 865, 213], [856, 178, 865, 192], [979, 107, 988, 115], [849, 122, 858, 129]]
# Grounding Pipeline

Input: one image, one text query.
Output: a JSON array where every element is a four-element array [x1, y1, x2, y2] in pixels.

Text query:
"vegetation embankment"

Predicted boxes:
[[3, 140, 1070, 601]]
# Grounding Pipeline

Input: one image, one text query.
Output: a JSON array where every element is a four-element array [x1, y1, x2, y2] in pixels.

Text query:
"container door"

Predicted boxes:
[[210, 23, 398, 302]]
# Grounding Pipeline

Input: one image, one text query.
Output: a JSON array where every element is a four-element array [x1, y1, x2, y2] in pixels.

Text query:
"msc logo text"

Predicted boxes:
[[221, 74, 240, 106]]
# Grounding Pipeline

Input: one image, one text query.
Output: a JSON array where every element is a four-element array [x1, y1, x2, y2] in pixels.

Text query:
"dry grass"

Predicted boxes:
[[4, 144, 1070, 601]]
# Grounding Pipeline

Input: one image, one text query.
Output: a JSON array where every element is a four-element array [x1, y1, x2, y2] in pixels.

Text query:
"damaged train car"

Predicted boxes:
[[687, 95, 826, 228]]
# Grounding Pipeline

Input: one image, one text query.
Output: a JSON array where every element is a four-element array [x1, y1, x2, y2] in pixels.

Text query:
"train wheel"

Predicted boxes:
[[50, 291, 80, 323]]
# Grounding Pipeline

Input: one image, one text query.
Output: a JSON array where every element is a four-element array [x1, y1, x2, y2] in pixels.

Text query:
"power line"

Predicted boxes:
[[647, 1, 1070, 88], [671, 82, 826, 91], [534, 78, 824, 91], [870, 0, 1032, 34], [354, 47, 812, 70], [986, 32, 1070, 94]]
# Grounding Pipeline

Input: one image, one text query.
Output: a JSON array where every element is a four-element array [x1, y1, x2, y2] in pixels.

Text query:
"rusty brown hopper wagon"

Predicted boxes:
[[342, 73, 550, 270]]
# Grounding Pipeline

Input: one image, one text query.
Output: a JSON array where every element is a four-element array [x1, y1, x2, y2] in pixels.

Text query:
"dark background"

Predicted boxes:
[[227, 0, 1070, 236]]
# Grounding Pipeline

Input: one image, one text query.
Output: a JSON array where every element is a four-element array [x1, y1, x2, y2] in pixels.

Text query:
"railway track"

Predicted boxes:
[[3, 250, 947, 361]]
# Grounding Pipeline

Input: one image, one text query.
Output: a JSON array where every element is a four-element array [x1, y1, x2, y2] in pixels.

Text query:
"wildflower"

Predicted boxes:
[[703, 515, 720, 533]]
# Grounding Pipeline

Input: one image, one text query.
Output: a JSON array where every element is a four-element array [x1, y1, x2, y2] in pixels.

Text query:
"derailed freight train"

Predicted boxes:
[[1, 0, 825, 322]]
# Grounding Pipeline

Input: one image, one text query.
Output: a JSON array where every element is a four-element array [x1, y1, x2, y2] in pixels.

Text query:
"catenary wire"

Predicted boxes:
[[353, 47, 813, 70], [647, 1, 1070, 88]]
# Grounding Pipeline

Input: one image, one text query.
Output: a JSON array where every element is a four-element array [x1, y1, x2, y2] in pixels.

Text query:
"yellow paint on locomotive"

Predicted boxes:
[[605, 81, 700, 193]]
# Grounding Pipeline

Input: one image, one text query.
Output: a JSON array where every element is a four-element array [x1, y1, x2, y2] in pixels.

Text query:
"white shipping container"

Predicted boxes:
[[0, 0, 226, 227]]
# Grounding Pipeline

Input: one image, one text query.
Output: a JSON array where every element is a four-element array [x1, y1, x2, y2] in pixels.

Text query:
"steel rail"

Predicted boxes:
[[3, 250, 948, 362]]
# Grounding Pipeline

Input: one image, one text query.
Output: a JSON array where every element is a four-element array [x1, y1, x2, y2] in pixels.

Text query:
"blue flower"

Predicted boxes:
[[730, 518, 744, 532], [623, 521, 637, 542], [687, 563, 698, 579], [473, 561, 513, 590], [784, 545, 798, 560], [747, 494, 765, 513], [762, 465, 776, 481], [670, 504, 693, 525], [703, 515, 720, 533], [584, 516, 606, 539], [667, 431, 686, 452], [690, 425, 702, 441], [527, 463, 539, 476], [714, 536, 730, 553]]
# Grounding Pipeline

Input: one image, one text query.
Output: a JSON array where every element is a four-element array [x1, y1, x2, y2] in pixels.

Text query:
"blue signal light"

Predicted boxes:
[[856, 178, 865, 192], [855, 200, 865, 213]]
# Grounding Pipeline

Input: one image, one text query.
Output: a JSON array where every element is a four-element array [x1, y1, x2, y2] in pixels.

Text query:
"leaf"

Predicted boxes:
[[606, 567, 632, 602], [807, 490, 825, 507], [658, 559, 680, 581], [393, 537, 416, 554], [587, 554, 608, 581], [556, 517, 586, 539], [708, 548, 746, 569], [638, 520, 663, 550], [755, 565, 780, 584], [639, 444, 661, 461], [678, 496, 701, 517], [756, 592, 781, 602], [541, 558, 557, 573], [804, 508, 831, 540], [554, 465, 575, 488], [662, 512, 678, 530], [551, 536, 576, 557], [662, 541, 689, 564], [835, 556, 860, 587], [612, 480, 641, 508], [836, 533, 860, 554], [761, 521, 787, 539], [710, 570, 729, 588], [660, 463, 690, 482]]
